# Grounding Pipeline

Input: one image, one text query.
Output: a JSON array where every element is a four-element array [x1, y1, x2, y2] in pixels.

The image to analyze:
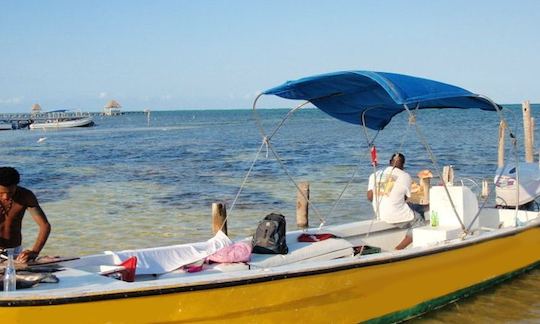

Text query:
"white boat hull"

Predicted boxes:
[[29, 117, 94, 129]]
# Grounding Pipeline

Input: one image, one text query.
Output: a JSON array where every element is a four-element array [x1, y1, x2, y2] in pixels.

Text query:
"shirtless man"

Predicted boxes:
[[0, 167, 51, 263]]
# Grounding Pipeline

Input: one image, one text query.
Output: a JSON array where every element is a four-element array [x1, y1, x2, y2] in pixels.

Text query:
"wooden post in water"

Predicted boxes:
[[442, 165, 454, 185], [212, 202, 228, 236], [145, 109, 151, 127], [523, 100, 534, 163], [296, 182, 309, 229], [532, 117, 535, 153], [420, 177, 431, 205], [498, 120, 506, 168], [481, 179, 489, 199]]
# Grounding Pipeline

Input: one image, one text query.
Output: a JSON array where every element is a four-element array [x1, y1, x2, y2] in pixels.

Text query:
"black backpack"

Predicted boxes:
[[252, 213, 288, 255]]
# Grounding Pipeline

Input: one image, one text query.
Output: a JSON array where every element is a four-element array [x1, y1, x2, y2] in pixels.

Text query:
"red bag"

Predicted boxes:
[[297, 233, 338, 242]]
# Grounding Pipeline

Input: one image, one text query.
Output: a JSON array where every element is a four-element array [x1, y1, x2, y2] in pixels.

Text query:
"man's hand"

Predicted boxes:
[[367, 189, 373, 202], [16, 249, 38, 263]]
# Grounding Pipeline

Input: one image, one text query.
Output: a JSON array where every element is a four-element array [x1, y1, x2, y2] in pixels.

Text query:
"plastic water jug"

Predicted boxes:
[[3, 248, 17, 292]]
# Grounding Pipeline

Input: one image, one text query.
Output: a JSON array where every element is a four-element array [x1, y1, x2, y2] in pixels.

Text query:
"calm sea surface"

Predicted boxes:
[[1, 105, 540, 321]]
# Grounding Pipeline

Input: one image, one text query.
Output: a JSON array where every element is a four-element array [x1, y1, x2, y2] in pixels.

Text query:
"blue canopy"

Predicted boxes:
[[263, 71, 498, 130]]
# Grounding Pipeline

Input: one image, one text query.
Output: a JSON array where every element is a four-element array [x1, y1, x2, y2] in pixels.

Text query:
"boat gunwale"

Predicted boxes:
[[2, 216, 539, 307]]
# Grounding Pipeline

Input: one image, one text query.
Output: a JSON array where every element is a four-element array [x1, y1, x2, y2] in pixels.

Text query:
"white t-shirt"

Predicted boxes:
[[368, 166, 414, 224]]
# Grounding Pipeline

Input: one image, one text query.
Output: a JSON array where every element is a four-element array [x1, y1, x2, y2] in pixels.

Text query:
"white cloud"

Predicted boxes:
[[160, 94, 172, 101], [98, 92, 108, 99], [0, 97, 23, 105]]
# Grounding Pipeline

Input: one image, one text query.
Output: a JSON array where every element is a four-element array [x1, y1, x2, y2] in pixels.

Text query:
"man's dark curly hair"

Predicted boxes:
[[0, 167, 20, 186]]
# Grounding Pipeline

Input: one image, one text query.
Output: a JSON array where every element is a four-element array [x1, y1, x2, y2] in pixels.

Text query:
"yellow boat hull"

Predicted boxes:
[[3, 226, 540, 323]]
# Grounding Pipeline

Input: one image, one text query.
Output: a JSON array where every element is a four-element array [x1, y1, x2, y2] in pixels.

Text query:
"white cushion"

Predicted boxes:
[[249, 232, 353, 268]]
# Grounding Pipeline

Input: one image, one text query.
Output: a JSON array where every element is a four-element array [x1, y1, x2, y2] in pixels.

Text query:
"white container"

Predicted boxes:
[[429, 186, 479, 230], [412, 226, 462, 247]]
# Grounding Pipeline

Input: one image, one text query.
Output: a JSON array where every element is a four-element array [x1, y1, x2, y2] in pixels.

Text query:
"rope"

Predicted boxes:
[[326, 150, 372, 221], [265, 141, 327, 225], [223, 93, 313, 230], [250, 97, 327, 227], [226, 139, 268, 220], [398, 111, 416, 153]]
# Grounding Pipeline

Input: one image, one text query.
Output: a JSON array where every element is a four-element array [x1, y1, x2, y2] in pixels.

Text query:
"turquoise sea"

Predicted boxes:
[[1, 105, 540, 322]]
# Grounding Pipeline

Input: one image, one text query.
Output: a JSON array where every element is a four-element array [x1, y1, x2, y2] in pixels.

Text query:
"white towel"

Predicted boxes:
[[106, 231, 232, 275]]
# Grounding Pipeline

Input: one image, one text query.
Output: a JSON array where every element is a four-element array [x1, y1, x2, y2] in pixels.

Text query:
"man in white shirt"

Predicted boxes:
[[367, 153, 424, 249]]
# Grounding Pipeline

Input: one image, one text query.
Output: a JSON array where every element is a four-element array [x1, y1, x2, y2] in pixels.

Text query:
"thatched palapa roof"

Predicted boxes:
[[31, 103, 42, 112], [104, 100, 121, 109]]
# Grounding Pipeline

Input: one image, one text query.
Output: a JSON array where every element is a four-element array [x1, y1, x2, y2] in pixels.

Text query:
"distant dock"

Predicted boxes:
[[0, 114, 34, 129], [0, 111, 144, 129]]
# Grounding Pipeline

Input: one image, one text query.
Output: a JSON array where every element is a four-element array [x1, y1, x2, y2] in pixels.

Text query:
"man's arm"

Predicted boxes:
[[17, 205, 51, 263], [367, 173, 375, 202]]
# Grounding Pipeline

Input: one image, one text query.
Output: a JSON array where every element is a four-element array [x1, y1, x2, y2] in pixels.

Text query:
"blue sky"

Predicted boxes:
[[1, 1, 539, 113]]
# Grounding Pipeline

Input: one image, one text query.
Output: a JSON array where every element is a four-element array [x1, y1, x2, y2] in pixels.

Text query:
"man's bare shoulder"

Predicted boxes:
[[14, 186, 39, 207]]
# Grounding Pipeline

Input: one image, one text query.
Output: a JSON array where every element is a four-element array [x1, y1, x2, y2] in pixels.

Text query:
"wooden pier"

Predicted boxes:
[[0, 114, 34, 129], [0, 111, 144, 130]]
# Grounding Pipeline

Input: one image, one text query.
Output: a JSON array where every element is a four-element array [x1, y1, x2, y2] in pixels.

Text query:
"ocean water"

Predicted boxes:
[[1, 105, 539, 321]]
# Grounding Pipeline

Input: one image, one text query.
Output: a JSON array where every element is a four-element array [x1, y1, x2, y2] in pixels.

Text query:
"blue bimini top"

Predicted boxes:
[[263, 71, 498, 130]]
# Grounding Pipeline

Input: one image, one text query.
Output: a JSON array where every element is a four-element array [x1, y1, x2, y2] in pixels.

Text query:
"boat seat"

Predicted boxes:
[[325, 220, 398, 238], [248, 232, 354, 269]]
